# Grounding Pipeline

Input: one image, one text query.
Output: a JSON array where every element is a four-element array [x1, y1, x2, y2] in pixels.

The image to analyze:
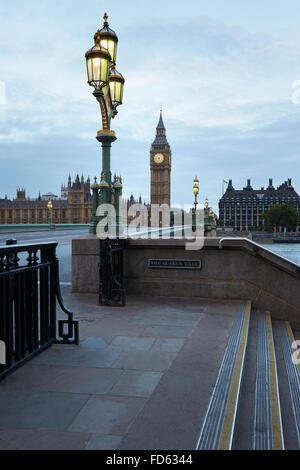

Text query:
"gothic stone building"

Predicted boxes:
[[0, 175, 92, 225], [219, 178, 300, 231]]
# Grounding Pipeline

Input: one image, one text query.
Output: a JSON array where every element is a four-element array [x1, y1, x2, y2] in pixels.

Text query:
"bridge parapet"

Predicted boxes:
[[72, 236, 300, 329]]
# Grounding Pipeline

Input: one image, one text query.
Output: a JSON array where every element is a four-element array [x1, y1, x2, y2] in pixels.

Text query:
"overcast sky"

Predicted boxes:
[[1, 0, 300, 213]]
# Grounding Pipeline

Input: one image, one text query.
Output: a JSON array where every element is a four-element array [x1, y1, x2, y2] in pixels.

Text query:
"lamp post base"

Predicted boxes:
[[89, 130, 120, 235], [90, 219, 98, 235], [90, 217, 124, 238]]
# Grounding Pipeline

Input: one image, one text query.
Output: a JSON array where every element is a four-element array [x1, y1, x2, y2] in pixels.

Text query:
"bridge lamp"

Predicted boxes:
[[85, 13, 125, 235], [192, 177, 200, 231], [109, 68, 125, 107], [47, 200, 53, 228], [100, 13, 118, 67], [85, 30, 111, 92], [193, 177, 199, 202]]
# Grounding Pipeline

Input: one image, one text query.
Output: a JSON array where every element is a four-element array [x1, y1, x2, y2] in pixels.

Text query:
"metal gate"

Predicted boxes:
[[0, 241, 79, 381], [99, 238, 126, 307]]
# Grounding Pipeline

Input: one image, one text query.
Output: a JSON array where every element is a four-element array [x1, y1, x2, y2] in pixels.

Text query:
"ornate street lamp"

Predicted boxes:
[[85, 30, 111, 93], [47, 200, 53, 230], [193, 177, 199, 209], [100, 13, 118, 67], [85, 13, 125, 235], [109, 68, 125, 109], [192, 177, 199, 231]]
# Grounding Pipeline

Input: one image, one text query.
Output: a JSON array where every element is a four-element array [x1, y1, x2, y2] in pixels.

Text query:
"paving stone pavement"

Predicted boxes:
[[0, 288, 242, 450]]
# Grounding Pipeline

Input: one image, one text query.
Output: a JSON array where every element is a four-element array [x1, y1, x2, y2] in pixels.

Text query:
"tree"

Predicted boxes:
[[263, 203, 299, 232]]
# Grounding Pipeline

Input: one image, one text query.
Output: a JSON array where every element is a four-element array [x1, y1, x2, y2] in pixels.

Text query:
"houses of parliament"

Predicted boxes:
[[0, 175, 93, 225], [0, 112, 172, 226]]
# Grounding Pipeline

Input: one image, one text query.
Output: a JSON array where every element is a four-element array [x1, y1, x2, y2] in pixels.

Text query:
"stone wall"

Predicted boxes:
[[72, 236, 100, 294], [72, 236, 300, 329]]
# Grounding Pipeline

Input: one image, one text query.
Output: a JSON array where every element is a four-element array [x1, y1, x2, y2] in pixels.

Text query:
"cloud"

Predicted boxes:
[[1, 11, 299, 143], [1, 2, 300, 211], [0, 129, 36, 144], [0, 80, 5, 105]]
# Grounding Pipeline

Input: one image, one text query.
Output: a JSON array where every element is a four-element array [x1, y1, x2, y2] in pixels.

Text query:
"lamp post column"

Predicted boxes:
[[90, 178, 100, 234], [47, 201, 53, 230], [193, 177, 199, 232], [88, 131, 118, 236], [192, 207, 196, 232], [97, 131, 117, 203], [113, 176, 123, 237]]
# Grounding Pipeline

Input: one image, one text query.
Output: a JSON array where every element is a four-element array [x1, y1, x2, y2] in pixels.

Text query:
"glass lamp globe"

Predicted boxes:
[[100, 13, 118, 67], [109, 68, 125, 107], [85, 29, 111, 89]]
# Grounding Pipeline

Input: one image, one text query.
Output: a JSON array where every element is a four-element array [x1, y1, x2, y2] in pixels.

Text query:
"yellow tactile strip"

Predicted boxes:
[[218, 300, 251, 450], [266, 311, 285, 450], [285, 321, 300, 376]]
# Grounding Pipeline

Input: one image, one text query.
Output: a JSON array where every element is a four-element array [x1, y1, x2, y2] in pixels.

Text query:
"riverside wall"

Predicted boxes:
[[72, 236, 300, 329]]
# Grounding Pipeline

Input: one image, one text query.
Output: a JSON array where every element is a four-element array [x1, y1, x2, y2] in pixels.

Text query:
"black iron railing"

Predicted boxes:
[[99, 238, 126, 307], [0, 242, 79, 381]]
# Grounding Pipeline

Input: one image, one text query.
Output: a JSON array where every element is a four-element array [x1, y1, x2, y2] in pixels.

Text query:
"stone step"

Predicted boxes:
[[196, 301, 251, 450], [233, 312, 300, 450], [272, 320, 300, 449], [231, 309, 258, 450], [252, 311, 284, 450]]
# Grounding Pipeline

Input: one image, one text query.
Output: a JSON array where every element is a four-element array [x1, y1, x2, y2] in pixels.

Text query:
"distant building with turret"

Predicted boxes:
[[0, 175, 92, 225], [219, 178, 300, 231]]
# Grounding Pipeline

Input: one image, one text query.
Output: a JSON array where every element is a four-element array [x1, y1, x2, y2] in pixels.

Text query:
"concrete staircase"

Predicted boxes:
[[116, 298, 299, 451], [196, 304, 300, 450]]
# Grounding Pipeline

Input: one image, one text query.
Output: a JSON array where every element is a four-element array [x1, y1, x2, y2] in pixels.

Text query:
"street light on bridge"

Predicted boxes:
[[192, 177, 199, 231], [193, 177, 199, 208], [85, 13, 125, 235], [47, 200, 53, 230]]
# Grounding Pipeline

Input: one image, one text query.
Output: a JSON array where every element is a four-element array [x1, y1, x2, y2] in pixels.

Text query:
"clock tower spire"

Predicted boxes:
[[150, 110, 172, 206]]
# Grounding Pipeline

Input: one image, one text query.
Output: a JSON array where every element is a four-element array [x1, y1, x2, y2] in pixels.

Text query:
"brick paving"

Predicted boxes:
[[0, 288, 242, 450]]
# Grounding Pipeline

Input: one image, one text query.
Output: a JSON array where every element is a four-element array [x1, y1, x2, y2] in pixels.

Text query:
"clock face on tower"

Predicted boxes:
[[154, 153, 164, 164]]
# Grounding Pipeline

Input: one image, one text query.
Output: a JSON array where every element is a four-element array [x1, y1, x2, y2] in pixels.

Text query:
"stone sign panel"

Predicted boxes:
[[148, 259, 202, 270]]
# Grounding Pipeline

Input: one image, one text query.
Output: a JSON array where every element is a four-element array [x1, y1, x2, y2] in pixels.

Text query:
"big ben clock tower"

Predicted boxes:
[[150, 110, 172, 206]]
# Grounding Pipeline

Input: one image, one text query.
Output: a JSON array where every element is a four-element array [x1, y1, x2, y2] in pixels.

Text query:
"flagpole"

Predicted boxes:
[[222, 179, 228, 196]]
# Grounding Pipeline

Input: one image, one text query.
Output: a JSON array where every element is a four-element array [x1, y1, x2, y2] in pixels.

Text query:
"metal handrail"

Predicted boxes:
[[218, 237, 300, 274]]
